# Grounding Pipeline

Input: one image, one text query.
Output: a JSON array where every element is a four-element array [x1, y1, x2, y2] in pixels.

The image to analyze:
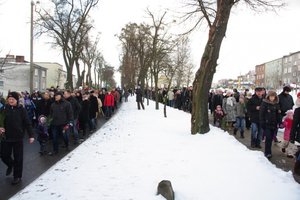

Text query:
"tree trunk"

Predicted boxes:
[[191, 1, 233, 134]]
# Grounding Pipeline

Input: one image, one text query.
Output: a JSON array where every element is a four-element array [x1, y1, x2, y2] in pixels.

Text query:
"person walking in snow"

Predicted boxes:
[[36, 115, 49, 155], [233, 96, 247, 138], [259, 90, 282, 159], [104, 90, 114, 119], [247, 87, 264, 149], [136, 86, 144, 110], [0, 92, 35, 185], [281, 110, 298, 158], [49, 91, 73, 155], [222, 91, 236, 130]]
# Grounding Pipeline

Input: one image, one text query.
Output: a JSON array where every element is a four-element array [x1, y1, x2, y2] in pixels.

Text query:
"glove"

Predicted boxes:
[[69, 121, 73, 127], [261, 123, 266, 130]]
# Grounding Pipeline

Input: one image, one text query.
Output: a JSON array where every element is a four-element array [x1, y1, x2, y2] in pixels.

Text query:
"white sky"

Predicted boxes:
[[10, 96, 300, 200], [0, 0, 300, 85]]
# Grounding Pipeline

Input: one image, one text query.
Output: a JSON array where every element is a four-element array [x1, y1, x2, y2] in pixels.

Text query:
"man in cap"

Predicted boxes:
[[0, 92, 34, 185], [278, 86, 294, 118], [49, 91, 73, 155], [247, 87, 264, 148]]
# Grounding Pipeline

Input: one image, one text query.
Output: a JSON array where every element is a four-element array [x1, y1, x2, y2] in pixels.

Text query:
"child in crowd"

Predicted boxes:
[[25, 99, 35, 128], [234, 96, 247, 138], [281, 110, 298, 158], [37, 115, 49, 155], [215, 105, 223, 128]]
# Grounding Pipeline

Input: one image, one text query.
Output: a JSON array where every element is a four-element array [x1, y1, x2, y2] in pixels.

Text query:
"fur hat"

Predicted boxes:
[[8, 92, 19, 101]]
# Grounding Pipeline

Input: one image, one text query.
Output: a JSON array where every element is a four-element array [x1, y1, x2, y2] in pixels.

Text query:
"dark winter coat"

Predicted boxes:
[[98, 93, 106, 105], [290, 107, 300, 144], [37, 117, 49, 142], [259, 93, 281, 130], [175, 93, 182, 109], [278, 92, 294, 116], [136, 89, 143, 102], [40, 97, 54, 117], [66, 96, 81, 119], [50, 99, 73, 126], [31, 94, 43, 115], [247, 94, 263, 124], [212, 94, 223, 111], [79, 99, 90, 122], [89, 95, 99, 119], [0, 103, 34, 141]]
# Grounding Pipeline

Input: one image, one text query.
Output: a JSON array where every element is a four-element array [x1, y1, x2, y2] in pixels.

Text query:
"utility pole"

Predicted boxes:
[[30, 0, 34, 94]]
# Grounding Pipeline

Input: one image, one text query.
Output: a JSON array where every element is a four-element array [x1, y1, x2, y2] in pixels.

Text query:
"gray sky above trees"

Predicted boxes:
[[0, 0, 299, 85]]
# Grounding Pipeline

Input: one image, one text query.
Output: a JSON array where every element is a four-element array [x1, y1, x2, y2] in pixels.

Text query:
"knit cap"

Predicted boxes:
[[297, 92, 300, 98], [8, 92, 19, 101]]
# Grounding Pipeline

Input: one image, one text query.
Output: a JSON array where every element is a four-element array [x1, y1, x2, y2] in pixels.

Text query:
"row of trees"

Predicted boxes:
[[34, 0, 116, 90], [117, 9, 195, 109], [32, 0, 284, 135]]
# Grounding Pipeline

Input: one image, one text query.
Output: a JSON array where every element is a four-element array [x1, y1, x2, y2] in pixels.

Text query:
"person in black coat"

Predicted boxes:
[[136, 86, 144, 110], [79, 95, 90, 140], [40, 92, 54, 117], [259, 90, 282, 159], [88, 91, 98, 132], [212, 89, 223, 125], [49, 92, 73, 155], [64, 90, 81, 144], [98, 90, 106, 113], [0, 92, 34, 185], [247, 87, 264, 148], [278, 86, 294, 117]]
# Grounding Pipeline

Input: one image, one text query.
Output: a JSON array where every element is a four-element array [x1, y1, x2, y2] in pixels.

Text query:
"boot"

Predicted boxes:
[[294, 160, 300, 176], [233, 129, 237, 135], [240, 132, 244, 138]]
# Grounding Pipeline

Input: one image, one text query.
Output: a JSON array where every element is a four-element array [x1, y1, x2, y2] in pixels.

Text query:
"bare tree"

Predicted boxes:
[[180, 0, 285, 134], [35, 0, 99, 90]]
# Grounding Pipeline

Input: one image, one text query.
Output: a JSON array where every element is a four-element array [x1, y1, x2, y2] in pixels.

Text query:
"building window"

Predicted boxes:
[[294, 61, 297, 66], [298, 65, 300, 71], [284, 68, 287, 74], [289, 56, 292, 62], [34, 69, 38, 76], [284, 78, 287, 84], [285, 57, 288, 63], [35, 82, 38, 89], [293, 72, 297, 77], [42, 71, 45, 77], [0, 81, 3, 87], [298, 53, 300, 59], [288, 67, 292, 73], [42, 83, 45, 89], [262, 66, 264, 70], [262, 74, 264, 79], [298, 77, 300, 82]]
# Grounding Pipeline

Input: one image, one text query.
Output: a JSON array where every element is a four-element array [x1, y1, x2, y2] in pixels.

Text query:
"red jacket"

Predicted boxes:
[[104, 94, 114, 106]]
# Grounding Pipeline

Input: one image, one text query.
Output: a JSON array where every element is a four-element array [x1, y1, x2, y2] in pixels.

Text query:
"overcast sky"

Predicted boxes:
[[0, 0, 299, 85]]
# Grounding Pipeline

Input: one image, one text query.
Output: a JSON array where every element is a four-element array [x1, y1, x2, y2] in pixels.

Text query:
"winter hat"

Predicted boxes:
[[267, 90, 277, 97], [54, 91, 63, 97], [216, 105, 221, 108], [8, 92, 19, 101], [255, 87, 263, 92], [283, 86, 291, 92], [297, 92, 300, 98], [38, 115, 47, 123], [286, 110, 294, 116], [239, 96, 245, 100]]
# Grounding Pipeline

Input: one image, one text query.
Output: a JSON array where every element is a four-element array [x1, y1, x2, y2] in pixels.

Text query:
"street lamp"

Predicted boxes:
[[30, 0, 39, 94]]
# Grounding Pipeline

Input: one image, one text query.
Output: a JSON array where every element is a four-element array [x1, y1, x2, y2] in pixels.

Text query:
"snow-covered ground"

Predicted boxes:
[[11, 96, 300, 200]]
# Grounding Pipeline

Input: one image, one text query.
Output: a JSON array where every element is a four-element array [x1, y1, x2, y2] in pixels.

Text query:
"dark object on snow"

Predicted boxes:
[[157, 180, 174, 200]]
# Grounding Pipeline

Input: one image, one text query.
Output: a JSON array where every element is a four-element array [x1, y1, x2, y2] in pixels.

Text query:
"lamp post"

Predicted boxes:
[[30, 0, 39, 94]]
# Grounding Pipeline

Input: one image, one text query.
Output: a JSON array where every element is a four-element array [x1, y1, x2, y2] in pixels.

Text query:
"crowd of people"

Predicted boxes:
[[0, 85, 130, 185], [209, 86, 300, 176]]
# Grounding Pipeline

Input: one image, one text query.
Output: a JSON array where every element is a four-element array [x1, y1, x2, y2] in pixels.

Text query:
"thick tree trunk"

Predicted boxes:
[[191, 1, 233, 134]]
